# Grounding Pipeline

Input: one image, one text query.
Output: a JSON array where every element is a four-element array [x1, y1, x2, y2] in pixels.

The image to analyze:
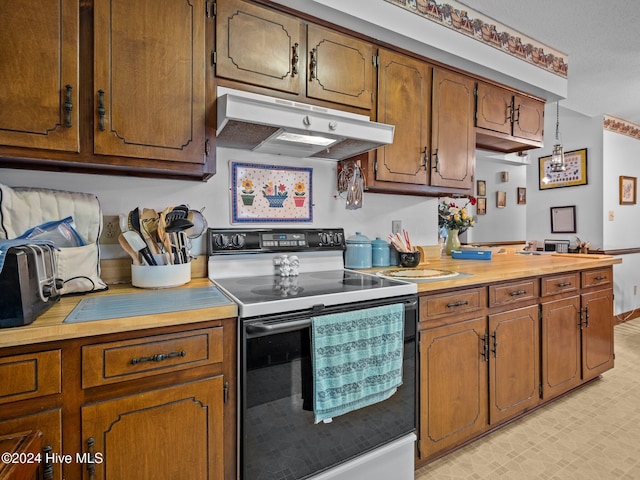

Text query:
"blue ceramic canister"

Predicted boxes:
[[344, 232, 372, 269], [371, 237, 390, 267]]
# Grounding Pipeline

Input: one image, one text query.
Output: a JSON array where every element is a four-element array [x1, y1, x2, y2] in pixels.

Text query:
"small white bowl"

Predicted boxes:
[[131, 262, 191, 289]]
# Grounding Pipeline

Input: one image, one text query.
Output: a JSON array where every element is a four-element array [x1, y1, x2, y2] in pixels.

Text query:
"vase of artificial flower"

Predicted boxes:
[[444, 229, 461, 255], [293, 181, 306, 207], [263, 181, 288, 208], [438, 197, 477, 255]]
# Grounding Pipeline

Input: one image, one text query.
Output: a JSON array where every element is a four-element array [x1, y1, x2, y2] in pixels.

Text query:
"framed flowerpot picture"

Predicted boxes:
[[619, 176, 637, 205], [517, 187, 526, 204], [496, 191, 506, 208]]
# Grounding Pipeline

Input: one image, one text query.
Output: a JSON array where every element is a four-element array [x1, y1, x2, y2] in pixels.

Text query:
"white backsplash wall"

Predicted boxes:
[[0, 148, 439, 257]]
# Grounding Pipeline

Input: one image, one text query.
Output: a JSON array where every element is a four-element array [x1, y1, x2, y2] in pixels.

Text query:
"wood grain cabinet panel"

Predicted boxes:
[[0, 0, 79, 152], [541, 273, 579, 297], [82, 377, 224, 480], [419, 317, 488, 461], [82, 328, 223, 388], [582, 268, 613, 289], [420, 287, 485, 322], [215, 0, 302, 94], [374, 48, 431, 185], [0, 350, 61, 404], [582, 289, 615, 380], [93, 0, 208, 163], [489, 279, 538, 307], [306, 24, 374, 110], [429, 68, 476, 190]]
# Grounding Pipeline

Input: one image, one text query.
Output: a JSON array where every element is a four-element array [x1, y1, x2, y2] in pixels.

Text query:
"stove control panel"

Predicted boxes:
[[207, 228, 345, 254]]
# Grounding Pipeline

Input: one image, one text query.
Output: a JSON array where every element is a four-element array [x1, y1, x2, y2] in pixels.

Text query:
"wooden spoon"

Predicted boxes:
[[118, 233, 141, 265]]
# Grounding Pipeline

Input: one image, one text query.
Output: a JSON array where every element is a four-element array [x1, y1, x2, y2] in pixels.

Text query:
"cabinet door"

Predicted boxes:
[[430, 68, 475, 189], [541, 296, 581, 399], [582, 290, 615, 380], [0, 409, 63, 480], [512, 94, 544, 142], [306, 25, 373, 110], [475, 82, 512, 136], [0, 0, 79, 152], [93, 0, 207, 163], [215, 0, 302, 94], [375, 49, 430, 185], [81, 377, 224, 480], [419, 317, 488, 460], [488, 305, 540, 425]]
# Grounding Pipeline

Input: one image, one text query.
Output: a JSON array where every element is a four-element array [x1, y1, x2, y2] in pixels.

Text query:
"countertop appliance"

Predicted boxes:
[[207, 227, 418, 480], [0, 243, 62, 328]]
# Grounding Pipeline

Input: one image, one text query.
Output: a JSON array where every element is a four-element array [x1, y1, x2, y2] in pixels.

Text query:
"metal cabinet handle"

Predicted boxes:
[[594, 275, 607, 281], [292, 42, 299, 76], [64, 85, 73, 128], [97, 90, 105, 131], [432, 148, 439, 173], [421, 146, 428, 170], [491, 332, 498, 358], [481, 333, 489, 362], [446, 300, 469, 308], [509, 290, 527, 296], [309, 47, 317, 80], [86, 437, 96, 480], [513, 104, 521, 124], [557, 282, 572, 287], [130, 350, 186, 365]]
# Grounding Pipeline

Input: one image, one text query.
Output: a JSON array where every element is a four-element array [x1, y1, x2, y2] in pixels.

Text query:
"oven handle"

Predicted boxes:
[[246, 318, 312, 337], [246, 298, 417, 338]]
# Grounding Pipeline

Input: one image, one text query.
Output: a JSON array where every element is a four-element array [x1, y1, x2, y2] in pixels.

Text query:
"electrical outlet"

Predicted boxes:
[[100, 215, 121, 245], [608, 210, 615, 221], [392, 220, 402, 234]]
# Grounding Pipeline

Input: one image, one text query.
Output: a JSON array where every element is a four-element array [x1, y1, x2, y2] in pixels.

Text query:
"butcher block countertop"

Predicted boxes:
[[1, 254, 621, 349], [0, 278, 237, 349], [373, 252, 622, 294]]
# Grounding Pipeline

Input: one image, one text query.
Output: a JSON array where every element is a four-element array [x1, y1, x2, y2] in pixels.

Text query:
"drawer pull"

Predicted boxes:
[[446, 300, 469, 308], [509, 290, 527, 296], [594, 275, 607, 281], [557, 282, 572, 287], [130, 350, 186, 365]]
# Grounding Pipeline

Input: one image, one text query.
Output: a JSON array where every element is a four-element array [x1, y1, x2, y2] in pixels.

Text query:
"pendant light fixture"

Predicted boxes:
[[550, 101, 566, 173]]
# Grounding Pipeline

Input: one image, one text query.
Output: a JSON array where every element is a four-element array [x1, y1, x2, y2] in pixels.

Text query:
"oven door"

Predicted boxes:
[[240, 295, 417, 480]]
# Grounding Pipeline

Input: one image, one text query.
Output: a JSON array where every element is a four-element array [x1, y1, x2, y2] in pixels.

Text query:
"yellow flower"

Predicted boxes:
[[294, 181, 306, 193], [242, 179, 254, 191]]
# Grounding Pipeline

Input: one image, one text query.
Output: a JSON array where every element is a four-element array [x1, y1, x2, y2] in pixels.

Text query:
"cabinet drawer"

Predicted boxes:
[[489, 279, 538, 307], [582, 268, 612, 288], [541, 273, 579, 296], [421, 288, 485, 320], [82, 327, 223, 388], [0, 350, 61, 405]]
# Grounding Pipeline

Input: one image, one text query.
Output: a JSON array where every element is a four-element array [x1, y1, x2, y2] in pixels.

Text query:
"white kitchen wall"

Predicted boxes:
[[524, 105, 603, 250], [467, 156, 527, 243], [0, 148, 439, 257]]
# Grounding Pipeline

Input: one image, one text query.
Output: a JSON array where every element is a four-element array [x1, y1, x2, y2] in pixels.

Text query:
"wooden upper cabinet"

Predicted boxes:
[[93, 0, 207, 163], [306, 25, 373, 110], [375, 49, 431, 185], [430, 68, 475, 190], [476, 81, 544, 152], [0, 0, 79, 152], [215, 0, 302, 95]]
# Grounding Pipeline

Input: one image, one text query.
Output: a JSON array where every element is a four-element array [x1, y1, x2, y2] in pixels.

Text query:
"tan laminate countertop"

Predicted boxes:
[[371, 252, 622, 293], [0, 278, 238, 349]]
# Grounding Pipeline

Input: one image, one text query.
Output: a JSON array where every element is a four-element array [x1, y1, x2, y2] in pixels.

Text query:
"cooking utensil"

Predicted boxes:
[[118, 233, 142, 265], [122, 230, 156, 266], [165, 217, 194, 232], [158, 207, 173, 264], [139, 208, 160, 254], [184, 208, 208, 239]]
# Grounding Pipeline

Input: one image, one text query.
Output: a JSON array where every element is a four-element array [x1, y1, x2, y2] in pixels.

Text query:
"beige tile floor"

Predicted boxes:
[[415, 318, 640, 480]]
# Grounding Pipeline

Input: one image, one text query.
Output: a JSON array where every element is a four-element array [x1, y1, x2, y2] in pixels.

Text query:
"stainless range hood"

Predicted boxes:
[[216, 87, 394, 160]]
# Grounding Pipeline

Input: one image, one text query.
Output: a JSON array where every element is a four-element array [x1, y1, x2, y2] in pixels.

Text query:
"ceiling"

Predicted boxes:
[[466, 0, 640, 124]]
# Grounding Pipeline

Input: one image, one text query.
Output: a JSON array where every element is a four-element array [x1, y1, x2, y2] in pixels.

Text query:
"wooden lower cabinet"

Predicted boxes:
[[81, 377, 224, 480], [581, 289, 615, 379], [419, 316, 488, 460]]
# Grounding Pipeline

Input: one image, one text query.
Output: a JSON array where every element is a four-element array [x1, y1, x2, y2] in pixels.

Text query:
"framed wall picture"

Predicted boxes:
[[550, 205, 576, 233], [619, 176, 637, 205], [538, 148, 588, 190], [496, 191, 506, 208], [476, 197, 486, 215], [477, 180, 486, 196], [517, 187, 526, 204]]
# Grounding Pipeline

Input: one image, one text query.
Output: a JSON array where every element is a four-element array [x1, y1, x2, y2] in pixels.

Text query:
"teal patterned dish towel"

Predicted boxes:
[[311, 303, 404, 424]]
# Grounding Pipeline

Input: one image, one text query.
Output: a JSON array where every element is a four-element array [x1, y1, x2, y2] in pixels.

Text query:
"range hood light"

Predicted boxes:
[[275, 131, 336, 146]]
